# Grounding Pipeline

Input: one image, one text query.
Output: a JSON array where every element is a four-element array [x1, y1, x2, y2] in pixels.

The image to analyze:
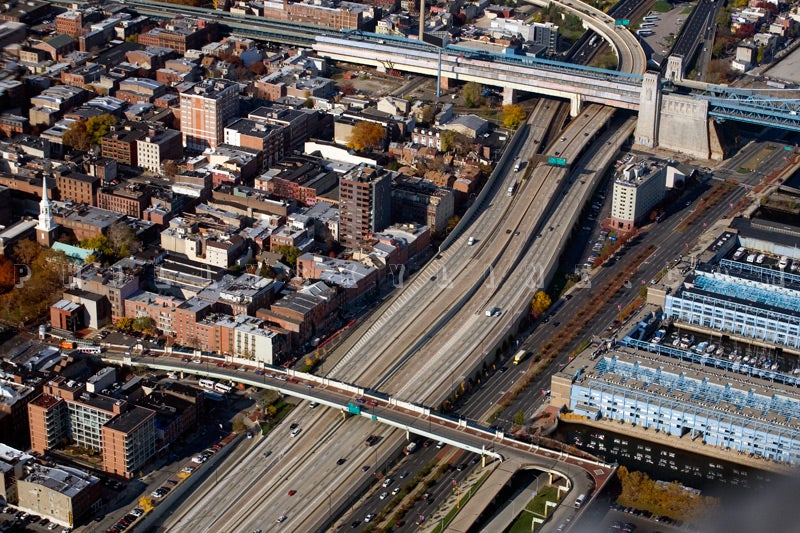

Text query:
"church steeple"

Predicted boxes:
[[37, 176, 54, 232]]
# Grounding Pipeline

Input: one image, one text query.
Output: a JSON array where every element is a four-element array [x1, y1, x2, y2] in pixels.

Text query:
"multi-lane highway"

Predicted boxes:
[[146, 100, 625, 532]]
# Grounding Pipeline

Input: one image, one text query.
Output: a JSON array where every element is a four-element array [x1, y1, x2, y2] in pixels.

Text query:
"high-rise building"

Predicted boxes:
[[27, 377, 156, 479], [339, 165, 391, 249], [179, 78, 239, 152], [609, 160, 666, 231]]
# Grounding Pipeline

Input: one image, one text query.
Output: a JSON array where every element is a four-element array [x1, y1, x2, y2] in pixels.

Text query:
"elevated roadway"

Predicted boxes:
[[526, 0, 646, 75], [112, 101, 622, 531], [314, 35, 642, 115], [117, 353, 613, 532]]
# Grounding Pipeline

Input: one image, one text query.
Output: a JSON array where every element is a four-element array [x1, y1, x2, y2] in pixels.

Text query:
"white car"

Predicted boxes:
[[379, 491, 388, 500], [290, 427, 302, 437]]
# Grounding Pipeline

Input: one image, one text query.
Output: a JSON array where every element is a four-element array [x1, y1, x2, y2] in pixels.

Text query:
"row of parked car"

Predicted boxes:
[[105, 508, 143, 533], [1, 507, 70, 533]]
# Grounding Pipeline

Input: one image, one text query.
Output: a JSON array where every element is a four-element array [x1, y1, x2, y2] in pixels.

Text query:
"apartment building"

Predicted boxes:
[[17, 463, 102, 527], [390, 174, 454, 235], [27, 377, 156, 479], [296, 253, 379, 304], [97, 182, 151, 218], [339, 164, 392, 249], [180, 78, 239, 151], [223, 118, 285, 168], [136, 127, 183, 174], [138, 16, 219, 54], [71, 258, 145, 319], [101, 406, 156, 478], [55, 170, 99, 206], [609, 160, 666, 231]]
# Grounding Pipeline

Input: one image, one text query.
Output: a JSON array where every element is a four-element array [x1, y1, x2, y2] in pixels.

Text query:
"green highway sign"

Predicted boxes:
[[616, 19, 630, 26], [547, 156, 567, 167], [785, 146, 793, 151], [347, 402, 361, 415]]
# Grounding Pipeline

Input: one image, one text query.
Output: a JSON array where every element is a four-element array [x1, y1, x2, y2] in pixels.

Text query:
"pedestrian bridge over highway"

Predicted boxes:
[[112, 355, 614, 494]]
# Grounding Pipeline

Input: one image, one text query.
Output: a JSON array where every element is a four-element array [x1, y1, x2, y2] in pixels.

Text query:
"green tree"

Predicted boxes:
[[347, 121, 386, 151], [276, 245, 302, 269], [85, 114, 117, 146], [139, 496, 154, 513], [107, 222, 140, 259], [446, 215, 461, 233], [259, 262, 276, 278], [513, 410, 525, 425], [133, 316, 156, 335], [462, 82, 483, 108], [502, 104, 526, 129], [115, 317, 134, 332], [531, 290, 552, 318], [0, 255, 14, 293], [11, 239, 41, 267], [79, 234, 115, 261], [419, 104, 436, 125], [440, 129, 457, 152], [63, 120, 90, 151], [232, 415, 247, 433]]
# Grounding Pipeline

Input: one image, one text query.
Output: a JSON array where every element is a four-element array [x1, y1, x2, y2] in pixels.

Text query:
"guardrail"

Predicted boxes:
[[110, 355, 612, 471], [438, 124, 529, 252]]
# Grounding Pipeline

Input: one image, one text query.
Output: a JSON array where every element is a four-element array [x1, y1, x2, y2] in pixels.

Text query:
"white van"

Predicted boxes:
[[574, 493, 587, 508], [468, 237, 476, 246]]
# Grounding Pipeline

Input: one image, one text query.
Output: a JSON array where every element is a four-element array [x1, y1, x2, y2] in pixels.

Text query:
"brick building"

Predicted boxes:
[[138, 16, 219, 54], [179, 78, 239, 151], [339, 165, 392, 249]]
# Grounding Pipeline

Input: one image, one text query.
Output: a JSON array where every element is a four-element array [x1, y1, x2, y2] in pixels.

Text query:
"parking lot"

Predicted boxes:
[[0, 506, 71, 533]]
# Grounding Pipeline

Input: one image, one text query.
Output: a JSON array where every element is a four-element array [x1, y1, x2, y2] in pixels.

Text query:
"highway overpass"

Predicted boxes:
[[112, 353, 612, 479]]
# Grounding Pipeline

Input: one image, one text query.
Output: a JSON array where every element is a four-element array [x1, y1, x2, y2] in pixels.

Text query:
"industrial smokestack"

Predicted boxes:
[[419, 0, 425, 41]]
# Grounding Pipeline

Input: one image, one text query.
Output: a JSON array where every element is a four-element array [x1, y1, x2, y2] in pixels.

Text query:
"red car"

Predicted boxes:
[[288, 490, 297, 496]]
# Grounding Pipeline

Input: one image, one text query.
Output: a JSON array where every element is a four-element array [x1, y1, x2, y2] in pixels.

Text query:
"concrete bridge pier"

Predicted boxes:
[[570, 93, 583, 117], [439, 75, 450, 92], [664, 55, 684, 83], [503, 86, 516, 105], [634, 71, 661, 149]]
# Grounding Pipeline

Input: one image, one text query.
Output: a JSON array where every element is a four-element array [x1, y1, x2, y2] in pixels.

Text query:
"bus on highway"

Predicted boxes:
[[512, 349, 527, 365], [77, 345, 103, 354], [198, 379, 217, 390], [214, 383, 232, 394]]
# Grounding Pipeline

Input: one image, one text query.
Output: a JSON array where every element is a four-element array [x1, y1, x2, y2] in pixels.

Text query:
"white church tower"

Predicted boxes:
[[36, 176, 59, 246]]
